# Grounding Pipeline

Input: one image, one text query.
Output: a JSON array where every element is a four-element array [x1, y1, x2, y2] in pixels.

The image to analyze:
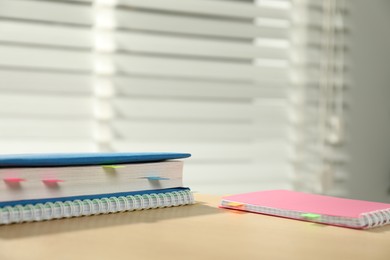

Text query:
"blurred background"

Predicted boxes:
[[0, 0, 389, 202]]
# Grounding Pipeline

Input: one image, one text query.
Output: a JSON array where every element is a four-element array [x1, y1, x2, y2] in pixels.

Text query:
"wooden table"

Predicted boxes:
[[0, 194, 389, 260]]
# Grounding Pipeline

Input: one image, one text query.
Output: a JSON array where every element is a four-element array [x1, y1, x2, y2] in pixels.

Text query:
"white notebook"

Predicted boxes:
[[0, 189, 194, 224]]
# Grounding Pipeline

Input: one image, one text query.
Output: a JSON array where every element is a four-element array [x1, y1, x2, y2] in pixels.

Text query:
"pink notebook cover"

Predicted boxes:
[[221, 190, 390, 218]]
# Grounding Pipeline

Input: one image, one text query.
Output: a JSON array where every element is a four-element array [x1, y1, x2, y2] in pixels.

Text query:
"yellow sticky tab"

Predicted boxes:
[[227, 202, 243, 207], [102, 165, 125, 169]]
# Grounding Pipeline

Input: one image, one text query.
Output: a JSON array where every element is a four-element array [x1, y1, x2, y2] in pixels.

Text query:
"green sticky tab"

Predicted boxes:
[[301, 213, 321, 219], [102, 165, 125, 169]]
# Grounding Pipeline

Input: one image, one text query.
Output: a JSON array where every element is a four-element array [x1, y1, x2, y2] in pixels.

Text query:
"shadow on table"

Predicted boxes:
[[366, 224, 390, 233], [0, 201, 224, 239]]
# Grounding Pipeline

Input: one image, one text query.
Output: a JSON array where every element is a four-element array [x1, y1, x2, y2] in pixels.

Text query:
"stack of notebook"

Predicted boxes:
[[0, 152, 194, 224]]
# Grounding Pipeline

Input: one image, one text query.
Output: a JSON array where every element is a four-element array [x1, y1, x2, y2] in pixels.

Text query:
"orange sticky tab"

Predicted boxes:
[[3, 178, 25, 183], [227, 202, 244, 207], [42, 179, 64, 184]]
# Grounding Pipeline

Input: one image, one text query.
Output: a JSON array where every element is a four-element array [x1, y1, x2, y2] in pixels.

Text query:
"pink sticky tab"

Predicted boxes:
[[3, 178, 25, 183], [42, 179, 64, 184]]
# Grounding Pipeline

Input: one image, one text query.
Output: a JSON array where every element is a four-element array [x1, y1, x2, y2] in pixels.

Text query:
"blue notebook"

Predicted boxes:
[[0, 187, 195, 224], [0, 152, 191, 167], [0, 187, 191, 207]]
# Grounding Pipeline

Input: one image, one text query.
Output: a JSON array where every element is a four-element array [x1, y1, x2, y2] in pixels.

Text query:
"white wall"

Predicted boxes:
[[346, 0, 390, 202]]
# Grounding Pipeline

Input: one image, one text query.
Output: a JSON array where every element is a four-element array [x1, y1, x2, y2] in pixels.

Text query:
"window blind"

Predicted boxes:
[[0, 0, 299, 194], [290, 0, 348, 196], [94, 0, 292, 194], [0, 0, 95, 153]]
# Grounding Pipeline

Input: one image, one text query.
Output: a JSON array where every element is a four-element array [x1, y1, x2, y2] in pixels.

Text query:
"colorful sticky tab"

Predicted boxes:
[[143, 176, 170, 181], [301, 213, 321, 219], [102, 165, 126, 169], [3, 178, 25, 183], [42, 179, 64, 184], [227, 202, 244, 207]]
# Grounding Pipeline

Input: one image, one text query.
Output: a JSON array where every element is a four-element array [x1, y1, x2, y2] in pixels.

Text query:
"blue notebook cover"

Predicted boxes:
[[0, 152, 191, 167]]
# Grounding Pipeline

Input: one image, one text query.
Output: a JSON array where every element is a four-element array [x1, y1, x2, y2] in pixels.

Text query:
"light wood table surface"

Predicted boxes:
[[0, 194, 389, 260]]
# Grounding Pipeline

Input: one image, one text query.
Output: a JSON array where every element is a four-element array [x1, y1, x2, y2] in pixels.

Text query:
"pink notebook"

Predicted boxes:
[[220, 190, 390, 229]]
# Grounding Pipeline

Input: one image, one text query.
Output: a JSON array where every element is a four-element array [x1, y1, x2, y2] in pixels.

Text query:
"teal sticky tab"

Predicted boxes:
[[144, 176, 170, 181], [301, 213, 321, 219]]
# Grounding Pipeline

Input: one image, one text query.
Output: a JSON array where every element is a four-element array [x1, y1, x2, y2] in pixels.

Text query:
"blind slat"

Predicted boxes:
[[115, 76, 287, 99], [115, 31, 288, 60], [116, 10, 288, 39], [0, 140, 96, 154], [117, 0, 289, 19], [115, 98, 286, 121], [113, 141, 289, 162], [114, 121, 287, 141], [0, 70, 92, 94], [0, 119, 92, 138], [115, 55, 288, 80], [0, 46, 91, 71], [186, 163, 291, 183], [0, 94, 92, 117], [0, 0, 91, 25], [192, 182, 293, 194], [0, 21, 91, 48]]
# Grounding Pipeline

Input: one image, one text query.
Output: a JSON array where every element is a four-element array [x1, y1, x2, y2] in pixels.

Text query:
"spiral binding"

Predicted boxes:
[[0, 190, 194, 224], [221, 200, 390, 229], [361, 208, 390, 229]]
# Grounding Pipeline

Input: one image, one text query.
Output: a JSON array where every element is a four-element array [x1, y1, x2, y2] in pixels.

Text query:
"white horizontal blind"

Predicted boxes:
[[0, 0, 294, 194], [290, 0, 348, 196], [93, 0, 293, 194], [0, 0, 96, 152]]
